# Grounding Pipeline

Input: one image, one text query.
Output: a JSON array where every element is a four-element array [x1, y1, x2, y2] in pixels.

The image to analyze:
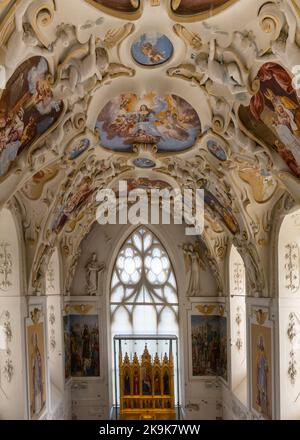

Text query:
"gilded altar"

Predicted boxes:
[[119, 345, 176, 420]]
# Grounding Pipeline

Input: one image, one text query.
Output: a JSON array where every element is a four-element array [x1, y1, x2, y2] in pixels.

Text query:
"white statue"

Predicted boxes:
[[183, 244, 202, 297], [59, 34, 108, 95], [196, 39, 248, 95], [85, 252, 105, 295]]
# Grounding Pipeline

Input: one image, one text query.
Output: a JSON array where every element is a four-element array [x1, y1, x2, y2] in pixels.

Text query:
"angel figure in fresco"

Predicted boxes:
[[31, 332, 44, 416], [140, 42, 166, 64], [85, 252, 105, 295], [256, 335, 269, 418]]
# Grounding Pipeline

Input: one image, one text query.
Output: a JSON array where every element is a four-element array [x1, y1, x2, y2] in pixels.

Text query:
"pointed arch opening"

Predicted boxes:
[[109, 227, 180, 410]]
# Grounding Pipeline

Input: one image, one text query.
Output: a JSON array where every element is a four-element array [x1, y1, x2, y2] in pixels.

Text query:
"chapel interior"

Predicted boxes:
[[1, 0, 300, 421]]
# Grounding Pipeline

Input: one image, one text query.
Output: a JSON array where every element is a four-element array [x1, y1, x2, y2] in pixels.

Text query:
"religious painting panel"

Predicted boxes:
[[68, 302, 100, 378], [95, 92, 201, 152], [26, 305, 47, 420], [189, 303, 228, 380], [250, 307, 273, 420], [239, 62, 300, 179], [0, 56, 63, 179]]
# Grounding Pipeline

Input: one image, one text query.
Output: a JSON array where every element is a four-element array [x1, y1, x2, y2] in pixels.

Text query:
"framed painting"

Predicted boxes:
[[250, 307, 273, 420], [67, 301, 101, 378], [25, 305, 47, 420], [188, 302, 227, 380]]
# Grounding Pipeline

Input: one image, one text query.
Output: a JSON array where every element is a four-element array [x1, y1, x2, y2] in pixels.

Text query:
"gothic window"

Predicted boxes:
[[110, 228, 178, 337]]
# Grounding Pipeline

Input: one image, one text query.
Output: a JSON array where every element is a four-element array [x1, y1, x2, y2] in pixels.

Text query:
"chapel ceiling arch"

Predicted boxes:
[[0, 0, 298, 297]]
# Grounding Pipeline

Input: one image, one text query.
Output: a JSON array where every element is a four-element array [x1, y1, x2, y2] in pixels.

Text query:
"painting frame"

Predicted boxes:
[[25, 303, 48, 420], [187, 300, 228, 382], [250, 306, 274, 420], [66, 297, 103, 382], [167, 0, 238, 23], [84, 0, 142, 20]]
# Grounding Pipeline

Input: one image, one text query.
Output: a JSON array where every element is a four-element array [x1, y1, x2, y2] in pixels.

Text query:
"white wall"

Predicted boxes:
[[278, 209, 300, 420], [229, 245, 247, 406], [0, 207, 27, 420]]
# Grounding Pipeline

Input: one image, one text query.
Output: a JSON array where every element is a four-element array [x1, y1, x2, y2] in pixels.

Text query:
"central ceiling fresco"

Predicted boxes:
[[0, 0, 298, 296], [96, 93, 201, 152]]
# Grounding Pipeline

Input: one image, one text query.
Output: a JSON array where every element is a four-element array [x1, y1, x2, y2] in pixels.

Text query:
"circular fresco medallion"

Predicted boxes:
[[207, 139, 227, 161], [133, 157, 156, 168], [131, 32, 173, 66]]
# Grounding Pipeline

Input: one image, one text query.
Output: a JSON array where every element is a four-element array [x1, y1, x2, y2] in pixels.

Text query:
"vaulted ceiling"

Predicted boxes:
[[0, 0, 299, 296]]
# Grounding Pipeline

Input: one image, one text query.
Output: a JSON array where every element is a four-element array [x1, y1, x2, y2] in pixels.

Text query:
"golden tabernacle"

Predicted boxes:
[[119, 345, 176, 420]]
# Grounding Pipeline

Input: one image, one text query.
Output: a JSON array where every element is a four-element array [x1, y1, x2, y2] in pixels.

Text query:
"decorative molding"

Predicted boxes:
[[287, 312, 298, 385], [46, 259, 55, 293], [284, 243, 300, 293], [70, 304, 94, 314], [233, 262, 244, 294], [48, 304, 56, 352], [0, 310, 13, 384], [196, 304, 216, 315], [235, 307, 243, 351], [253, 308, 268, 325], [0, 242, 12, 291], [3, 358, 14, 383]]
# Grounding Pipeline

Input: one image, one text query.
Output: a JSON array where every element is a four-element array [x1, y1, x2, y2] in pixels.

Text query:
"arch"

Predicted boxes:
[[110, 226, 179, 337]]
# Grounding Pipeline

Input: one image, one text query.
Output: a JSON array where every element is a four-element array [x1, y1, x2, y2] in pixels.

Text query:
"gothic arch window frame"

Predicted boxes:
[[110, 226, 179, 335]]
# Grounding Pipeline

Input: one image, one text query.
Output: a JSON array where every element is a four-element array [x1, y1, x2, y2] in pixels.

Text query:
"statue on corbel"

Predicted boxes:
[[181, 241, 208, 297], [85, 252, 105, 296]]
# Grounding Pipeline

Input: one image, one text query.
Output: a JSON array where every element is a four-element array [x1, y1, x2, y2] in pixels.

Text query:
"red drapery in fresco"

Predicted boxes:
[[250, 63, 295, 120]]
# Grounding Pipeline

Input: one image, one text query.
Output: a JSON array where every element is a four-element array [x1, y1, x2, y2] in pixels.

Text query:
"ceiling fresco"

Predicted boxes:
[[0, 56, 63, 178], [239, 63, 300, 179], [0, 0, 298, 297], [96, 92, 201, 152], [131, 32, 174, 66]]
